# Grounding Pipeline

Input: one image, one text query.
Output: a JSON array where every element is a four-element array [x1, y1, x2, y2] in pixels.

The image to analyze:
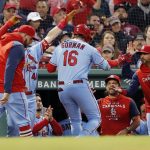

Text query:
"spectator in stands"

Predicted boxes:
[[132, 33, 146, 66], [1, 0, 26, 30], [87, 13, 104, 47], [109, 0, 137, 15], [32, 93, 63, 136], [27, 12, 43, 46], [145, 25, 150, 45], [36, 0, 53, 37], [113, 3, 141, 38], [100, 42, 132, 68], [0, 3, 17, 28], [6, 0, 20, 9], [98, 30, 120, 58], [101, 44, 116, 61], [128, 0, 150, 32], [95, 30, 132, 68], [92, 0, 111, 18], [51, 7, 66, 25], [66, 0, 101, 26], [6, 0, 27, 20], [48, 0, 66, 17], [97, 75, 140, 135], [109, 16, 131, 53]]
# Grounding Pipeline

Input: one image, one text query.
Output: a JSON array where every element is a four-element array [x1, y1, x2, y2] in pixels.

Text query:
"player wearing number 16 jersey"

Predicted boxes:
[[47, 24, 111, 136]]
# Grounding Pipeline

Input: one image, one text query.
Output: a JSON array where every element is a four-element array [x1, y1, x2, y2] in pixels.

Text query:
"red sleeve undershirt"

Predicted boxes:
[[107, 59, 119, 68], [49, 118, 63, 136], [32, 118, 63, 136], [46, 63, 57, 73]]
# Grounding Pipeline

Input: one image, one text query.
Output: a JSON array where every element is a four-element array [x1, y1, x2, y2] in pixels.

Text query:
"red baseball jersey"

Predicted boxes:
[[136, 64, 150, 112], [98, 94, 139, 135]]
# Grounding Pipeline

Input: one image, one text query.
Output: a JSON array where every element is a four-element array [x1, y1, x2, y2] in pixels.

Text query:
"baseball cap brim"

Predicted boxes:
[[105, 76, 121, 85], [4, 3, 17, 10]]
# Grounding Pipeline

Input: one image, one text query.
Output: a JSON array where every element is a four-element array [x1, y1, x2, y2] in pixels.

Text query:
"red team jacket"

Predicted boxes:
[[0, 33, 26, 93], [136, 64, 150, 112], [98, 94, 132, 135]]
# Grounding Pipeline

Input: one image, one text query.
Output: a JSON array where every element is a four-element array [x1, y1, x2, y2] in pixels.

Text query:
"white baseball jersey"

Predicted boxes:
[[23, 42, 43, 92], [50, 39, 110, 83]]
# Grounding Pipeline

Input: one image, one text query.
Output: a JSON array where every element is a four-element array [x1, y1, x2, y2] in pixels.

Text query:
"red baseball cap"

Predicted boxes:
[[4, 3, 17, 10], [52, 7, 66, 17], [136, 45, 150, 54], [14, 25, 38, 41], [105, 75, 121, 85]]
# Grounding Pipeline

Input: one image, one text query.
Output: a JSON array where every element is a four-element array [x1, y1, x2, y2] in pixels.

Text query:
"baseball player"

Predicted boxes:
[[4, 9, 78, 136], [98, 75, 140, 135], [0, 24, 37, 137], [47, 24, 110, 136], [116, 45, 150, 135], [33, 105, 63, 137]]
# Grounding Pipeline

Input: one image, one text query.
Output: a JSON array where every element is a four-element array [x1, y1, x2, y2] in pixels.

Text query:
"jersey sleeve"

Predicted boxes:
[[29, 42, 43, 62], [4, 45, 24, 93], [122, 62, 135, 79], [50, 47, 58, 66], [49, 119, 63, 136], [129, 99, 140, 119], [127, 72, 140, 97], [91, 48, 110, 70]]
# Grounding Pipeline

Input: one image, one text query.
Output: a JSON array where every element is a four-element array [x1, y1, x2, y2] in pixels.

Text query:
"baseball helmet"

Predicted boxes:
[[136, 45, 150, 54], [74, 24, 91, 42], [105, 75, 121, 85]]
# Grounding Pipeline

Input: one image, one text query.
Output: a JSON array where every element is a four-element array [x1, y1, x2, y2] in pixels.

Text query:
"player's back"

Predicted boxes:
[[51, 39, 96, 83]]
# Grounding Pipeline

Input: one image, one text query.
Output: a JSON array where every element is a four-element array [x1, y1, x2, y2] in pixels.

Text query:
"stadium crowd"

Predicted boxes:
[[0, 0, 150, 136]]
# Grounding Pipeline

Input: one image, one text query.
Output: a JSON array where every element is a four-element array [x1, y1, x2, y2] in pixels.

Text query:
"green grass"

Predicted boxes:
[[0, 136, 149, 150]]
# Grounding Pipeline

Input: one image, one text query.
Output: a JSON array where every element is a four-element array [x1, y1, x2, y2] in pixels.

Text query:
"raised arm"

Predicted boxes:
[[0, 15, 22, 38], [44, 10, 78, 44]]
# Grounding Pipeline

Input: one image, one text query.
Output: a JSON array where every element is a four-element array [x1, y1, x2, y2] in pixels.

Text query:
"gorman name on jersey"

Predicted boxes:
[[61, 41, 85, 50]]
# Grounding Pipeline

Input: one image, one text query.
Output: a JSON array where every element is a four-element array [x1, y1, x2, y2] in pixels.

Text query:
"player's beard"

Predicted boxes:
[[108, 89, 118, 96], [24, 39, 29, 48]]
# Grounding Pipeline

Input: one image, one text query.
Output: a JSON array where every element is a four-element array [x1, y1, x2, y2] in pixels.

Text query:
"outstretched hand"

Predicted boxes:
[[9, 15, 22, 25], [126, 41, 136, 56]]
